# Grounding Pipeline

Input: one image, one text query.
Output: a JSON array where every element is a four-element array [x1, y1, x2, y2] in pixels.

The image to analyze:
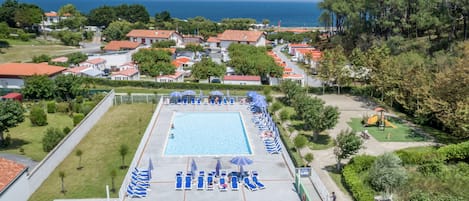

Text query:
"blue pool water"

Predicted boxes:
[[164, 112, 252, 156]]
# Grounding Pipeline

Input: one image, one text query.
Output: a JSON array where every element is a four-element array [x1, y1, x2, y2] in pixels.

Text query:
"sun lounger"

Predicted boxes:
[[197, 98, 201, 105], [175, 175, 183, 190], [231, 176, 239, 191], [197, 175, 204, 190], [185, 175, 192, 190], [191, 98, 195, 104], [252, 175, 265, 189], [206, 173, 214, 190], [230, 98, 235, 105], [243, 177, 257, 191], [219, 177, 228, 191], [127, 189, 147, 198], [223, 98, 228, 105]]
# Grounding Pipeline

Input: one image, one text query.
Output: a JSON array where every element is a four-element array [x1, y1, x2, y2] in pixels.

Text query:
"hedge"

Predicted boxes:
[[342, 155, 376, 201], [437, 141, 469, 162], [396, 141, 469, 165]]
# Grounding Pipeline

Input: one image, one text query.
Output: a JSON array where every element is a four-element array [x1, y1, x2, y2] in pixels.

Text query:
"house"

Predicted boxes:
[[40, 11, 72, 31], [0, 158, 28, 201], [294, 48, 322, 68], [208, 30, 266, 49], [283, 73, 304, 86], [207, 35, 221, 48], [63, 66, 103, 78], [111, 68, 140, 80], [0, 63, 65, 89], [156, 71, 184, 83], [223, 75, 261, 85], [126, 29, 183, 47], [79, 58, 106, 71], [182, 35, 204, 45], [287, 43, 310, 55], [172, 57, 193, 71], [103, 41, 140, 52]]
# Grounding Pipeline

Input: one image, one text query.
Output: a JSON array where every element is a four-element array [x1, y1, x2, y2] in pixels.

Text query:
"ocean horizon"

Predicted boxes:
[[17, 0, 323, 27]]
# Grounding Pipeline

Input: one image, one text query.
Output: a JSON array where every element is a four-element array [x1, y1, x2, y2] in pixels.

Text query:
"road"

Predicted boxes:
[[79, 30, 102, 54], [273, 44, 322, 87]]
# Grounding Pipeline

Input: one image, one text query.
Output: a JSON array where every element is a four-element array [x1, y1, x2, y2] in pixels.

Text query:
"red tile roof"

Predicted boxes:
[[104, 41, 140, 51], [0, 158, 26, 192], [224, 75, 261, 81], [0, 63, 65, 77], [126, 30, 177, 39], [44, 11, 58, 17], [207, 36, 220, 43], [157, 71, 184, 79], [50, 56, 68, 63], [218, 30, 264, 42], [111, 68, 139, 77], [289, 43, 310, 47], [283, 74, 304, 79], [82, 58, 106, 65], [64, 66, 91, 74]]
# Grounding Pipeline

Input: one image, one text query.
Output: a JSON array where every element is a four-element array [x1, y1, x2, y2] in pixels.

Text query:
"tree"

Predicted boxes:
[[151, 40, 176, 48], [59, 171, 66, 194], [57, 30, 82, 46], [22, 75, 55, 100], [293, 135, 308, 165], [318, 45, 349, 94], [42, 127, 65, 152], [262, 19, 270, 26], [76, 149, 83, 170], [66, 52, 87, 65], [279, 79, 303, 106], [304, 153, 314, 167], [115, 4, 149, 23], [369, 153, 407, 199], [58, 4, 79, 16], [102, 20, 133, 41], [132, 48, 174, 76], [110, 169, 117, 192], [13, 3, 43, 28], [0, 100, 24, 146], [119, 144, 129, 169], [87, 6, 117, 27], [54, 75, 83, 101], [303, 98, 340, 141], [29, 106, 47, 126], [333, 129, 363, 170], [185, 43, 204, 53], [32, 54, 51, 63], [191, 57, 226, 80]]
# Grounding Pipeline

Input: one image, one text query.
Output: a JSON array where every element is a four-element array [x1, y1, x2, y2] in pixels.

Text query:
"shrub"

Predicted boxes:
[[42, 127, 66, 152], [417, 162, 444, 176], [342, 155, 376, 201], [30, 106, 48, 126], [396, 148, 444, 165], [437, 141, 469, 162], [279, 109, 290, 121], [56, 102, 69, 113], [270, 102, 283, 113], [73, 113, 85, 126], [80, 101, 95, 116], [263, 86, 272, 96], [47, 101, 56, 113], [266, 95, 273, 103], [72, 101, 82, 113], [63, 126, 71, 135]]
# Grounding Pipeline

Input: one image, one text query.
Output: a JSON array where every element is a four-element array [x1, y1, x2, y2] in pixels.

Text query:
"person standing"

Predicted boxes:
[[331, 192, 337, 201]]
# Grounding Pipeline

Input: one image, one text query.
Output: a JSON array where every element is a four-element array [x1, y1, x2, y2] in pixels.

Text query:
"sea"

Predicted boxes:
[[17, 0, 323, 27]]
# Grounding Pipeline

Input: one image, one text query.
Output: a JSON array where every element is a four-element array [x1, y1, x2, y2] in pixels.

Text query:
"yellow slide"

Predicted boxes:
[[385, 120, 397, 128], [367, 115, 379, 125]]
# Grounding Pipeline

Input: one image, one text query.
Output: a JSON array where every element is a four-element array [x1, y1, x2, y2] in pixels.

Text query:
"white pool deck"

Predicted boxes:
[[123, 103, 322, 201]]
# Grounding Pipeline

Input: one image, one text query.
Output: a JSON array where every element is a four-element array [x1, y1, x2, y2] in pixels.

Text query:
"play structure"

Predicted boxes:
[[364, 107, 397, 130]]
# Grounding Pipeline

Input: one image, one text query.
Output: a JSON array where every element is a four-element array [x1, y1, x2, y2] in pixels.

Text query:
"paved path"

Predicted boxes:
[[273, 45, 322, 87], [301, 94, 437, 201]]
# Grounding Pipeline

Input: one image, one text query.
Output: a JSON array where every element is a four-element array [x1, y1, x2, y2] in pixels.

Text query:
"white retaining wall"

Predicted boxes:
[[25, 90, 115, 199]]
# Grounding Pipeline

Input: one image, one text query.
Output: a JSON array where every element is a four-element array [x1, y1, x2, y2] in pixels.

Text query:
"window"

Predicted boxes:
[[141, 38, 146, 44]]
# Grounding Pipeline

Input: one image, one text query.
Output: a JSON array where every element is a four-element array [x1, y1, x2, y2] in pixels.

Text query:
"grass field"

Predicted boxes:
[[0, 113, 73, 161], [347, 118, 427, 142], [0, 44, 77, 63], [29, 104, 155, 201]]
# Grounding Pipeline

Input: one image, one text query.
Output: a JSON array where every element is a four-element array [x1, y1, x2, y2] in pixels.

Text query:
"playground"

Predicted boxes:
[[347, 107, 428, 142]]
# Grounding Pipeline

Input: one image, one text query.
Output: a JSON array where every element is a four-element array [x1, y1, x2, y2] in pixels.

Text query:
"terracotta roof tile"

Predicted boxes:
[[104, 41, 140, 51], [218, 30, 264, 42], [224, 75, 261, 81], [50, 56, 68, 63], [111, 68, 139, 77], [207, 36, 220, 43], [82, 58, 106, 65], [289, 43, 310, 47], [126, 30, 177, 39], [0, 158, 26, 192], [64, 66, 92, 74], [44, 11, 58, 17], [157, 71, 184, 79], [0, 63, 65, 77]]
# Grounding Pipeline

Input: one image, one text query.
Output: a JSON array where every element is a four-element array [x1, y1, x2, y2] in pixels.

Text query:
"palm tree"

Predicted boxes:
[[75, 149, 83, 170], [59, 171, 66, 194], [110, 169, 117, 192], [119, 144, 129, 169]]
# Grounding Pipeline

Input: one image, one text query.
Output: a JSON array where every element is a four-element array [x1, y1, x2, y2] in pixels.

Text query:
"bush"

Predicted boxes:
[[72, 101, 82, 113], [266, 95, 273, 103], [30, 106, 48, 126], [417, 162, 444, 176], [270, 102, 283, 113], [56, 102, 69, 113], [263, 86, 272, 96], [47, 101, 56, 113], [342, 155, 376, 201], [73, 113, 85, 126], [42, 127, 66, 152], [63, 126, 71, 135], [80, 101, 95, 116], [437, 141, 469, 162], [279, 109, 290, 121], [396, 148, 444, 165]]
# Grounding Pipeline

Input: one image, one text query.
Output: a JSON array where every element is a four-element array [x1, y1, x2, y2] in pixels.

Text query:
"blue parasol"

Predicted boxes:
[[247, 91, 258, 97], [252, 95, 265, 102], [191, 159, 198, 179], [253, 99, 268, 108], [170, 91, 182, 97], [209, 90, 224, 96], [215, 159, 222, 177], [182, 90, 196, 96], [231, 156, 253, 178], [148, 157, 154, 179]]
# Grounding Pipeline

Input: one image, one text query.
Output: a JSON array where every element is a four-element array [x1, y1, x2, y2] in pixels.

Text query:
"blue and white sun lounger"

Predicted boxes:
[[206, 172, 214, 190], [243, 177, 257, 191], [230, 98, 235, 105], [231, 176, 239, 191], [219, 177, 228, 191], [197, 98, 201, 105], [252, 175, 265, 189], [185, 175, 192, 190], [197, 175, 204, 190], [175, 175, 183, 190]]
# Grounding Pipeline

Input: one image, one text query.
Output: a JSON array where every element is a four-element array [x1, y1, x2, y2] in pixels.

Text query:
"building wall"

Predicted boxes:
[[220, 41, 233, 49], [111, 73, 140, 81], [208, 42, 217, 48], [223, 80, 261, 85], [256, 36, 266, 47], [0, 78, 24, 89], [26, 90, 115, 199], [0, 171, 29, 201]]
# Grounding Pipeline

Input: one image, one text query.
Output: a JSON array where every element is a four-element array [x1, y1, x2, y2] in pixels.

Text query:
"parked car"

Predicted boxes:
[[291, 56, 298, 62]]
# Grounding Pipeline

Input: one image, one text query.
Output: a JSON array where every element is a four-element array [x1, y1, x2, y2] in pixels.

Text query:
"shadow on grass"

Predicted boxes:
[[0, 138, 30, 150]]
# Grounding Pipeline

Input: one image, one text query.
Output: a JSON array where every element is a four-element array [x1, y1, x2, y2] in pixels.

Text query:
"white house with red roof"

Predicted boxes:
[[0, 63, 65, 89], [126, 29, 183, 47], [79, 58, 106, 71], [208, 30, 266, 49], [287, 43, 310, 55], [156, 71, 184, 83], [111, 68, 140, 81], [0, 158, 28, 201], [223, 75, 261, 85], [40, 11, 72, 31], [103, 40, 141, 52]]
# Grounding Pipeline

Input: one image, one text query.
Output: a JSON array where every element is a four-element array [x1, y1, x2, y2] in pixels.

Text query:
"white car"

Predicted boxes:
[[291, 56, 298, 62]]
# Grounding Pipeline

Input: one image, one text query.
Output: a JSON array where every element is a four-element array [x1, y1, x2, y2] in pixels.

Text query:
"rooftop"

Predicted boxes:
[[218, 30, 264, 42], [0, 157, 26, 193], [0, 63, 65, 77], [223, 75, 261, 81], [104, 41, 140, 51], [126, 30, 177, 39]]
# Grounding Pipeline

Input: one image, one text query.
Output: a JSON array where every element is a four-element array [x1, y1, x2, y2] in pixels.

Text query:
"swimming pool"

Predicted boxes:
[[164, 112, 252, 156]]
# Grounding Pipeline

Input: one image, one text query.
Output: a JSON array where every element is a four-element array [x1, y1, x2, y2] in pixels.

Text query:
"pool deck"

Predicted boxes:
[[124, 103, 321, 201]]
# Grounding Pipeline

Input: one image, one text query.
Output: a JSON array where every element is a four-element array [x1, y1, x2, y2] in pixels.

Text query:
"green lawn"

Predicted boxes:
[[0, 44, 77, 63], [347, 118, 427, 142], [325, 165, 351, 198], [29, 104, 155, 201], [0, 113, 73, 161]]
